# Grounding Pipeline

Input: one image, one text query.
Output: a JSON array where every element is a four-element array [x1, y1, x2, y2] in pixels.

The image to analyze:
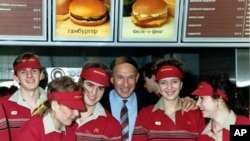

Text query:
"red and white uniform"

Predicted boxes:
[[0, 88, 47, 141], [132, 98, 205, 140], [197, 111, 250, 141], [72, 103, 122, 141], [18, 113, 76, 141]]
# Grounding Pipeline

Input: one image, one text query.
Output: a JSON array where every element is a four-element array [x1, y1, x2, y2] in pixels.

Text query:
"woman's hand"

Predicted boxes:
[[181, 96, 197, 112]]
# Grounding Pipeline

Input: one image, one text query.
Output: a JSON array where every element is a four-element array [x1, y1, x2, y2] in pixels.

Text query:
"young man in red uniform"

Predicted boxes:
[[132, 58, 205, 141], [0, 52, 47, 141], [18, 76, 86, 141], [71, 60, 122, 141], [192, 72, 250, 141]]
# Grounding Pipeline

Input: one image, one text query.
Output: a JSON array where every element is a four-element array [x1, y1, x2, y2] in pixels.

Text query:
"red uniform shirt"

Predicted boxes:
[[18, 115, 76, 141], [0, 102, 9, 141], [0, 88, 47, 141], [132, 98, 205, 141], [72, 103, 121, 141], [197, 111, 250, 141]]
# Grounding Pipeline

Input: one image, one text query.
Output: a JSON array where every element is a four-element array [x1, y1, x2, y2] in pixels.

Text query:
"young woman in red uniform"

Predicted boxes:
[[17, 76, 86, 141], [71, 60, 122, 141], [132, 58, 205, 140], [192, 71, 250, 141]]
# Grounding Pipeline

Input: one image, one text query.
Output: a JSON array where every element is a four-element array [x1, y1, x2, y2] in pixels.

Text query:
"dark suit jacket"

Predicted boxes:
[[100, 87, 159, 114]]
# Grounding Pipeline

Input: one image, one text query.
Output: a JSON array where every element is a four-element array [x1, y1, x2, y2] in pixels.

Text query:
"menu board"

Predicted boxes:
[[183, 0, 250, 42], [53, 0, 114, 41], [119, 0, 179, 42], [0, 0, 46, 40]]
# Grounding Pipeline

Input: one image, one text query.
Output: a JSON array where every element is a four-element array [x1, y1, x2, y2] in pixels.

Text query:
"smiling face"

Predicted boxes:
[[157, 77, 182, 100], [196, 96, 219, 118], [111, 63, 139, 99], [14, 68, 42, 91], [82, 79, 106, 107]]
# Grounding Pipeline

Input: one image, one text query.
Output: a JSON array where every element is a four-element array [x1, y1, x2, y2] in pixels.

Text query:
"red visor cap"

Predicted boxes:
[[80, 67, 109, 87], [155, 65, 183, 81], [192, 82, 213, 96], [48, 91, 86, 111], [14, 57, 42, 72]]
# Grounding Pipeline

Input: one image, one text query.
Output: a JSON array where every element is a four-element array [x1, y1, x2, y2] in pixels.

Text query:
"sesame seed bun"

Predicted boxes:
[[69, 0, 107, 26]]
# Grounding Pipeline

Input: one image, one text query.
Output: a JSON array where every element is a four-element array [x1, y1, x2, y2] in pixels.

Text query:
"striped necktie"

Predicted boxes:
[[120, 100, 129, 141]]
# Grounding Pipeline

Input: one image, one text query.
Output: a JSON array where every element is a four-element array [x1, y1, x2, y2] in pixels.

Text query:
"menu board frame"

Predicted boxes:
[[52, 0, 115, 42], [0, 0, 47, 41], [118, 0, 180, 42], [182, 0, 250, 43]]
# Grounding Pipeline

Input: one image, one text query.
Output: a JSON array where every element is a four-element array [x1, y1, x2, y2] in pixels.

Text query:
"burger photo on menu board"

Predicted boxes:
[[69, 0, 108, 26], [131, 0, 169, 28], [164, 0, 175, 17], [56, 0, 73, 20]]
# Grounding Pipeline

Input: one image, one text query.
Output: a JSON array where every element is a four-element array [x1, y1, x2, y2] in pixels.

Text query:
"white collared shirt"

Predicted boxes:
[[76, 102, 107, 127], [9, 87, 47, 112], [202, 111, 236, 141]]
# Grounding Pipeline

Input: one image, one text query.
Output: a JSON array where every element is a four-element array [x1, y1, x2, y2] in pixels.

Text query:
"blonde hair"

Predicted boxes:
[[32, 76, 78, 116]]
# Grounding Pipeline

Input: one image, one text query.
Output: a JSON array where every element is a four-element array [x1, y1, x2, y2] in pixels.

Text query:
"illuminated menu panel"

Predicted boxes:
[[0, 0, 46, 40], [119, 0, 179, 42], [53, 0, 114, 41], [183, 0, 250, 42]]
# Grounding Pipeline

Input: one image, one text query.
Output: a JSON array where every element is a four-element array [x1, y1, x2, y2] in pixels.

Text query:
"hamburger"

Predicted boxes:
[[69, 0, 108, 26], [56, 0, 72, 15], [164, 0, 175, 17], [131, 0, 168, 28], [56, 0, 72, 21]]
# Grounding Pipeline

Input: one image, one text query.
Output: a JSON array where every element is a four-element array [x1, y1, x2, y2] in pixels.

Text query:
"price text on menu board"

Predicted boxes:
[[186, 0, 250, 38], [0, 0, 42, 36]]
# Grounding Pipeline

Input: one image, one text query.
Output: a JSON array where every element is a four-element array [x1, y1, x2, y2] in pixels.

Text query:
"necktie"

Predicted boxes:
[[120, 100, 129, 141]]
